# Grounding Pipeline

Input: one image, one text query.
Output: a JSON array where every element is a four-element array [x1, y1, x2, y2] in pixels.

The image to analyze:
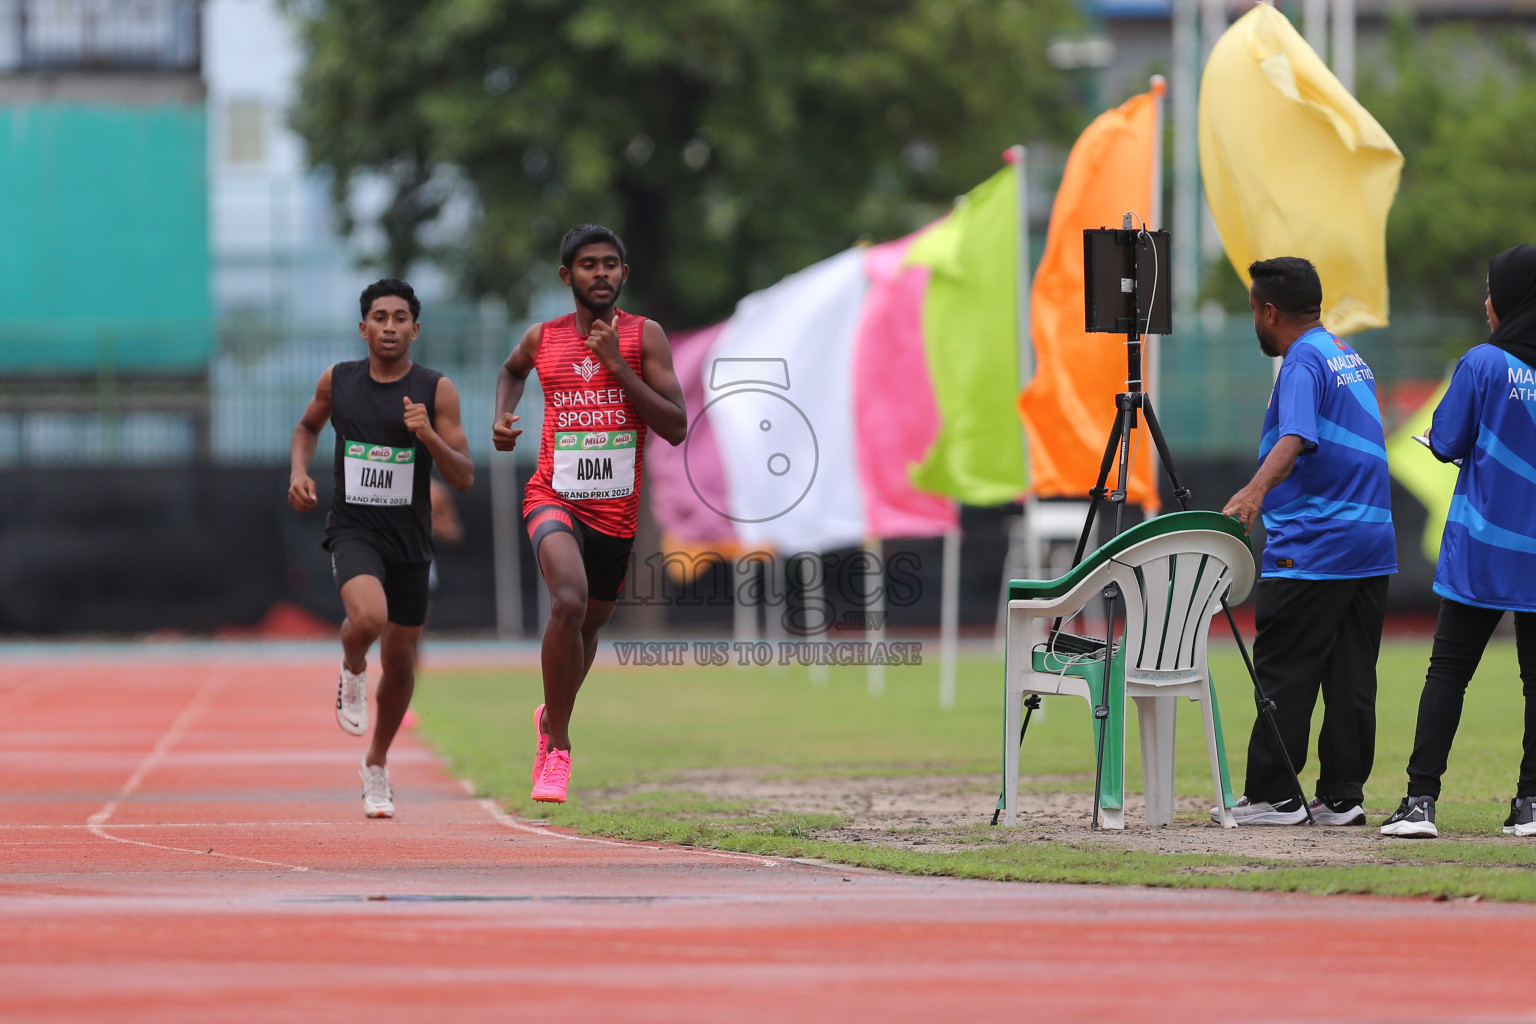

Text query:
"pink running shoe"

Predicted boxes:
[[531, 748, 571, 804], [531, 704, 549, 784]]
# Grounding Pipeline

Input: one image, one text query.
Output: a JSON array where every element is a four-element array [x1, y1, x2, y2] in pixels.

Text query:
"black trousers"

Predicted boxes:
[[1244, 575, 1389, 806], [1405, 598, 1536, 800]]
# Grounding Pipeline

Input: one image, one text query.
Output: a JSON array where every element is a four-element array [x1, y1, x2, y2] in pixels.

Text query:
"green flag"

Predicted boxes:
[[904, 167, 1026, 505], [1386, 379, 1455, 563]]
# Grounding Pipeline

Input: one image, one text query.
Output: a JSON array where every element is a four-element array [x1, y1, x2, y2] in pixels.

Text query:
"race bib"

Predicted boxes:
[[552, 430, 636, 500], [342, 438, 416, 506]]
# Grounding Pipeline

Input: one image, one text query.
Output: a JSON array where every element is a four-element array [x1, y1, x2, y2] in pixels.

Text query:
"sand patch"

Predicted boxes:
[[589, 767, 1485, 865]]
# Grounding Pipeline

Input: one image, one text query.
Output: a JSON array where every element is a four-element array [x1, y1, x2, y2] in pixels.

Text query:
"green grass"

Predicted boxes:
[[414, 638, 1536, 900]]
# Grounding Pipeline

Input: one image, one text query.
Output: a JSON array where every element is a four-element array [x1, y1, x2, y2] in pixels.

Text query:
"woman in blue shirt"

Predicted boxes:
[[1382, 245, 1536, 839]]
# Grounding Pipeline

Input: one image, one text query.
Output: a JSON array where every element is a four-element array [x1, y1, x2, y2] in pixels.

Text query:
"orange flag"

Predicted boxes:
[[1018, 85, 1162, 511]]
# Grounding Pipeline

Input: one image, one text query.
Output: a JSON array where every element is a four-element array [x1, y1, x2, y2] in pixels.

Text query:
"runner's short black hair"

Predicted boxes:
[[560, 224, 626, 268], [1248, 257, 1322, 317], [359, 278, 421, 321]]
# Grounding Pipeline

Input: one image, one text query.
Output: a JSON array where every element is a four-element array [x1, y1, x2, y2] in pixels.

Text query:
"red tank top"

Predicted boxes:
[[522, 310, 648, 537]]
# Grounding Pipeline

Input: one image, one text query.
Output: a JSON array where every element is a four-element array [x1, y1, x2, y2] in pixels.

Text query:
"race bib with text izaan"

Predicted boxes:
[[551, 430, 636, 500], [342, 439, 416, 506]]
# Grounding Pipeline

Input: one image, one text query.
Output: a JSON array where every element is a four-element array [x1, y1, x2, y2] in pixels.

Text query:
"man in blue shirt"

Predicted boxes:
[[1381, 243, 1536, 839], [1219, 257, 1396, 826]]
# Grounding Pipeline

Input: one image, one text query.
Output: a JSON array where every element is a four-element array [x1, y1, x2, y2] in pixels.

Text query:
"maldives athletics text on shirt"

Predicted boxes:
[[522, 311, 649, 538], [1257, 327, 1397, 579], [1429, 344, 1536, 612]]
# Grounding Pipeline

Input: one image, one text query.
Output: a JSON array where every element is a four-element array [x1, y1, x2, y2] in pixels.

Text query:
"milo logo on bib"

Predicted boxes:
[[552, 430, 637, 500], [343, 438, 416, 507]]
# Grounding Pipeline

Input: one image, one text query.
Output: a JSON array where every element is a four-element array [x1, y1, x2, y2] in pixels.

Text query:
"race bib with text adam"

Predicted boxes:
[[343, 439, 416, 506], [552, 430, 636, 500]]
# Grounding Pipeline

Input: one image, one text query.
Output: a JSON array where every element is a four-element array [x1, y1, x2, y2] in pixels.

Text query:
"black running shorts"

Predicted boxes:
[[328, 533, 432, 627], [525, 504, 634, 602]]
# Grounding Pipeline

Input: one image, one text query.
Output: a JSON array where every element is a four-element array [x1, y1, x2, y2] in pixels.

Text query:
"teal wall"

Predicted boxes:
[[0, 103, 210, 374]]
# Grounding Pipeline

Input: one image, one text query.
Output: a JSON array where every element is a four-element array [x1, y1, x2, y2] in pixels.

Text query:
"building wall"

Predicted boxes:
[[0, 100, 210, 374]]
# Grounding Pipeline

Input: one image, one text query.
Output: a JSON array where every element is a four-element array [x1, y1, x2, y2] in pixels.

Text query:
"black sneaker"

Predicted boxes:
[[1503, 796, 1536, 837], [1380, 795, 1437, 838]]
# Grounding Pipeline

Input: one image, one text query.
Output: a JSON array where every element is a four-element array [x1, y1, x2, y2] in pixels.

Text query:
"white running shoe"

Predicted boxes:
[[336, 665, 367, 736], [360, 762, 394, 818], [1210, 795, 1308, 825]]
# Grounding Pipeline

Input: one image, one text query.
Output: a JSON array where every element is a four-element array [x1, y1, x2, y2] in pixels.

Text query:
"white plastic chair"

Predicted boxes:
[[1002, 511, 1255, 829]]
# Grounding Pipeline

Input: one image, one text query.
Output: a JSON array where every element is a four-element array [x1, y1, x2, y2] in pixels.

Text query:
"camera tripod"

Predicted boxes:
[[992, 233, 1312, 829]]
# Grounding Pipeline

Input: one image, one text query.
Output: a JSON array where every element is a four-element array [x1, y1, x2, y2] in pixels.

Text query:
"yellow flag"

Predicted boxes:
[[1385, 379, 1454, 563], [1199, 4, 1402, 336]]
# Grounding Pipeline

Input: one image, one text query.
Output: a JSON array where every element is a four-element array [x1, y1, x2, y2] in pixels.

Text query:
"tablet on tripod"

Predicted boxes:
[[1083, 226, 1172, 335]]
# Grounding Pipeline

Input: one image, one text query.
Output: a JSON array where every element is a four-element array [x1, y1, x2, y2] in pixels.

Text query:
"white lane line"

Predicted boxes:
[[464, 781, 779, 869], [84, 667, 312, 874]]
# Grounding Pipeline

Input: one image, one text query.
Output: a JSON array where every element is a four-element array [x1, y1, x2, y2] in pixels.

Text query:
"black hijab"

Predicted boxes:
[[1487, 244, 1536, 368]]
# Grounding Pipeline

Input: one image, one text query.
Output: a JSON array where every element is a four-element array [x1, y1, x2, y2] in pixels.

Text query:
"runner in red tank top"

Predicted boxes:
[[522, 309, 649, 535], [492, 224, 686, 804]]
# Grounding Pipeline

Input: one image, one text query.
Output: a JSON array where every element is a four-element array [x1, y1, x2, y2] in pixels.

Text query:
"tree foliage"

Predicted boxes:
[[285, 0, 1080, 326], [1360, 13, 1536, 320]]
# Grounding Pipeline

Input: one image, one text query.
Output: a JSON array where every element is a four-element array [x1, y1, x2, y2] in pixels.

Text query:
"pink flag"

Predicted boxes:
[[853, 235, 958, 537], [647, 322, 736, 545]]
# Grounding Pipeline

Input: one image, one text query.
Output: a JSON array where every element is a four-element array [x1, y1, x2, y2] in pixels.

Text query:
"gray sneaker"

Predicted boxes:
[[1380, 795, 1437, 837], [1308, 797, 1366, 826], [1211, 795, 1308, 825], [1503, 796, 1536, 837]]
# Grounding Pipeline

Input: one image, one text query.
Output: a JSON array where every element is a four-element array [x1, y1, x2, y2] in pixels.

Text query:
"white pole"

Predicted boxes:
[[1199, 0, 1229, 264], [806, 560, 829, 686], [733, 555, 760, 648], [1331, 0, 1355, 93], [939, 527, 960, 710], [1304, 0, 1329, 63], [764, 552, 785, 671], [490, 453, 524, 637], [1171, 0, 1199, 329], [864, 537, 886, 696], [1008, 145, 1033, 406], [1010, 144, 1032, 506], [1002, 143, 1033, 655], [1200, 0, 1225, 61]]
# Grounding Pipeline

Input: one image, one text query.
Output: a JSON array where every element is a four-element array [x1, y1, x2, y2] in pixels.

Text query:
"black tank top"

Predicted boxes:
[[324, 358, 442, 563]]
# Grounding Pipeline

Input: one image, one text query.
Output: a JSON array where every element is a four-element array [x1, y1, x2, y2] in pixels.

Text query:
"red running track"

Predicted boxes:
[[2, 652, 1535, 1023]]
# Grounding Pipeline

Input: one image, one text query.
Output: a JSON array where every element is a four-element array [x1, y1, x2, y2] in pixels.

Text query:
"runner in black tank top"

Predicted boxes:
[[288, 279, 474, 819], [324, 358, 442, 563]]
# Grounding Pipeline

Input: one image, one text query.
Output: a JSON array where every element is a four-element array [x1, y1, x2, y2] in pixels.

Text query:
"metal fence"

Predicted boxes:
[[0, 0, 200, 73], [209, 306, 544, 468], [0, 307, 1475, 471], [1157, 309, 1476, 456]]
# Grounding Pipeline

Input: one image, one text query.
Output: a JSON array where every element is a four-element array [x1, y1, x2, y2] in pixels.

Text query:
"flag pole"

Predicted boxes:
[[1331, 0, 1356, 93], [865, 537, 886, 696], [1148, 77, 1167, 495], [1002, 141, 1032, 684], [1172, 0, 1199, 331], [1007, 145, 1033, 395], [939, 525, 960, 710], [1304, 0, 1329, 62]]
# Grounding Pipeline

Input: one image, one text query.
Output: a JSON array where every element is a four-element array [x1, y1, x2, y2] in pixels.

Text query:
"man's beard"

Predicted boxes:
[[578, 281, 622, 313], [1257, 329, 1280, 358]]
